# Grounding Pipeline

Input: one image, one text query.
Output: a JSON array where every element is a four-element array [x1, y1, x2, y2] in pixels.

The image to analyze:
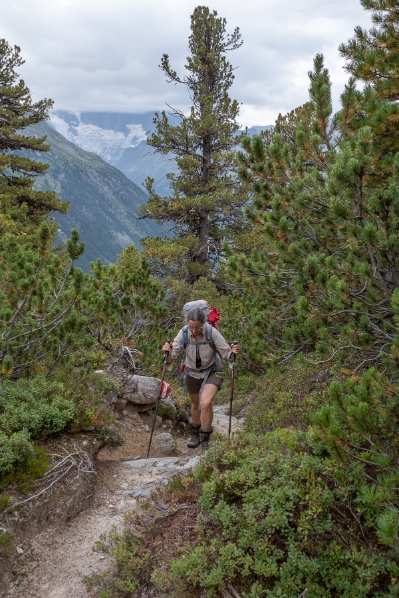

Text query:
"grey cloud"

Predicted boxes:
[[0, 0, 371, 126]]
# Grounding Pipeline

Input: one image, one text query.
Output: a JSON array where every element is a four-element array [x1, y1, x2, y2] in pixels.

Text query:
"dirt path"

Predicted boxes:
[[6, 406, 241, 597]]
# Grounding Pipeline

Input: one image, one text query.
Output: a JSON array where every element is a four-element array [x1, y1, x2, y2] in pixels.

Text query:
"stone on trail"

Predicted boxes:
[[153, 433, 176, 454], [212, 406, 242, 435], [121, 375, 160, 405]]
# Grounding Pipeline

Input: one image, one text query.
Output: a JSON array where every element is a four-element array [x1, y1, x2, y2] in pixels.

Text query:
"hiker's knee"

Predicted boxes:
[[200, 389, 217, 411], [201, 397, 213, 412]]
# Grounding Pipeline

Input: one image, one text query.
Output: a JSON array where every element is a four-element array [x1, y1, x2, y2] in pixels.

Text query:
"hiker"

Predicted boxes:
[[162, 307, 240, 449]]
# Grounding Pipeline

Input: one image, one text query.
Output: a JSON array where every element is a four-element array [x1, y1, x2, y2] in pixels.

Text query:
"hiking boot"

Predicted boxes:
[[187, 423, 201, 448], [199, 427, 213, 450]]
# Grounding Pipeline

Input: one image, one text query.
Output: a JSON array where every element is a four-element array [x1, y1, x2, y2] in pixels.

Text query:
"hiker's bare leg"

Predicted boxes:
[[199, 384, 218, 430], [189, 393, 201, 426]]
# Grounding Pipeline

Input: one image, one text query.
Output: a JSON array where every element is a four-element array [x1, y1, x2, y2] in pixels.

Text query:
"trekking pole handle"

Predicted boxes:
[[163, 340, 172, 356]]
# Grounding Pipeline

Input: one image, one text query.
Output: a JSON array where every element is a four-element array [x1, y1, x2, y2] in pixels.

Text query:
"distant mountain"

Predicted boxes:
[[49, 111, 272, 196], [246, 125, 274, 136], [49, 111, 175, 196], [30, 121, 163, 271]]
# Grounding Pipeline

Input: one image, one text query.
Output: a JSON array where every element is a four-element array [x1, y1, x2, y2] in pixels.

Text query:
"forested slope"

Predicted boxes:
[[30, 122, 163, 270]]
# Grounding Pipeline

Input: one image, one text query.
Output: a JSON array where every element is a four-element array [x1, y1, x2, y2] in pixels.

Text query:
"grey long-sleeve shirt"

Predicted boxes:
[[166, 326, 232, 379]]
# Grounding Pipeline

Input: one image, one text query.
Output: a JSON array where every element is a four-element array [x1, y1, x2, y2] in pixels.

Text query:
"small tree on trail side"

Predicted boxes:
[[0, 40, 67, 234], [139, 6, 248, 284]]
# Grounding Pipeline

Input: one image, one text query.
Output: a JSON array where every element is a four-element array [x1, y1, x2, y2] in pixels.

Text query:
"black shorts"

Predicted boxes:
[[185, 372, 224, 394]]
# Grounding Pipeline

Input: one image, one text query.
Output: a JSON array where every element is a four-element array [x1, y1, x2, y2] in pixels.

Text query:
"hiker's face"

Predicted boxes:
[[187, 320, 203, 339]]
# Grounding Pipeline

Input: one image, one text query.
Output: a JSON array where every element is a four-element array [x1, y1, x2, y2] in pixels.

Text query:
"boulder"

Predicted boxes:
[[153, 433, 176, 454], [121, 375, 160, 405], [137, 402, 156, 413]]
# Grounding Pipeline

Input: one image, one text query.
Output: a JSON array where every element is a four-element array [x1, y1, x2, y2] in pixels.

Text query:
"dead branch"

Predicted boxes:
[[2, 443, 95, 514], [227, 584, 243, 598]]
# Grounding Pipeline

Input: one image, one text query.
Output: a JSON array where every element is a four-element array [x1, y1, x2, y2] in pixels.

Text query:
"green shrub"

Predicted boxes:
[[164, 368, 399, 597], [0, 529, 13, 557], [0, 445, 49, 493], [245, 361, 334, 433], [156, 405, 175, 420], [69, 372, 122, 445], [0, 430, 34, 478], [83, 526, 151, 597], [0, 492, 11, 510], [0, 372, 122, 482], [312, 368, 399, 550], [0, 376, 74, 439], [0, 376, 70, 480], [167, 429, 398, 597]]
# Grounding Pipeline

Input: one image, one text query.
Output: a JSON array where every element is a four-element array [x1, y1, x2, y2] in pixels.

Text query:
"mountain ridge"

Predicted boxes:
[[30, 121, 163, 270]]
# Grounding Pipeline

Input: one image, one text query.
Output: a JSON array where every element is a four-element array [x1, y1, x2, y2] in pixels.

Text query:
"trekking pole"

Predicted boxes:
[[228, 341, 238, 438], [147, 340, 171, 458]]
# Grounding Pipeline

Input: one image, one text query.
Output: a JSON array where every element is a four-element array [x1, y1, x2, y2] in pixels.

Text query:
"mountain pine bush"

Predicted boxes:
[[164, 369, 399, 597]]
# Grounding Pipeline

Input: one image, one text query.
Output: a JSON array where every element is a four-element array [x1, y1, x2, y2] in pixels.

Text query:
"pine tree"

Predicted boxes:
[[339, 0, 399, 185], [226, 51, 399, 375], [0, 40, 67, 234], [139, 6, 248, 283], [340, 0, 399, 102]]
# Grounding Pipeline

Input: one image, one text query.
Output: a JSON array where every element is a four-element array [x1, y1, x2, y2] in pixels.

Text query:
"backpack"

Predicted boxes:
[[181, 300, 222, 371]]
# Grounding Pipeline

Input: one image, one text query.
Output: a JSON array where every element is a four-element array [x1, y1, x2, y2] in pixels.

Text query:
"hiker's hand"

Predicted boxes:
[[230, 343, 240, 355], [162, 341, 172, 354]]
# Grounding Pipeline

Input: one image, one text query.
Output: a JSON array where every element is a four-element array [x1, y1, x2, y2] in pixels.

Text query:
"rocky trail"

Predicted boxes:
[[5, 405, 242, 597]]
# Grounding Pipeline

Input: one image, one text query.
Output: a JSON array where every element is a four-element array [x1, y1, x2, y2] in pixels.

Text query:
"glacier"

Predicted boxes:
[[49, 112, 147, 164]]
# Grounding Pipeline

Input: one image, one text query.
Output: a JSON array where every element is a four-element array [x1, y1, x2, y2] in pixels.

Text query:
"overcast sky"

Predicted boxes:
[[1, 0, 372, 127]]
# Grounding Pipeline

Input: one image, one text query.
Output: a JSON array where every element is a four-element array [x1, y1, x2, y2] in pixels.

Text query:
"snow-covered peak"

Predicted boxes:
[[49, 112, 148, 164]]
